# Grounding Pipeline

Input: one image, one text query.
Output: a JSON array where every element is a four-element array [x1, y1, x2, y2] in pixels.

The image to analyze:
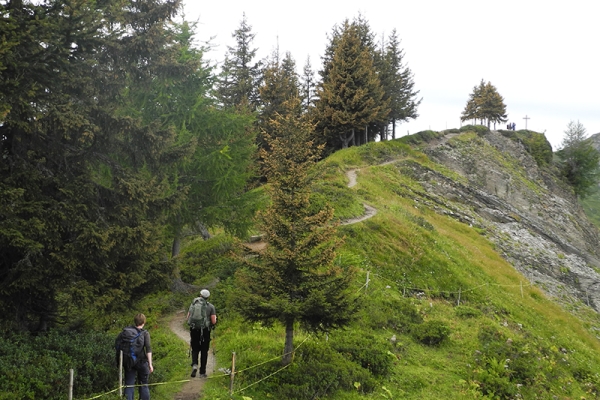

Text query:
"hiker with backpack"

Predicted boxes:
[[187, 289, 217, 378], [115, 313, 154, 400]]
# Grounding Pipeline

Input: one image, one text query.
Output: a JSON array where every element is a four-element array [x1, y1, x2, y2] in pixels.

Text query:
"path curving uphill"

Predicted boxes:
[[341, 167, 378, 225], [169, 160, 383, 399]]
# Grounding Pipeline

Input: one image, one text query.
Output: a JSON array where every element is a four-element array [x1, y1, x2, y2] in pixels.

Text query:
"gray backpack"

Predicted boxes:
[[188, 297, 211, 331]]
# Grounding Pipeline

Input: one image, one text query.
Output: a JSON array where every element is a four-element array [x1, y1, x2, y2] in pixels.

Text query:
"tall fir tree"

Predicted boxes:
[[461, 81, 485, 125], [480, 81, 508, 129], [127, 21, 259, 259], [381, 29, 421, 140], [557, 121, 600, 198], [461, 80, 507, 128], [313, 20, 388, 152], [0, 0, 192, 330], [256, 50, 301, 176], [234, 98, 356, 365], [300, 56, 317, 114], [216, 13, 262, 110], [258, 50, 301, 132]]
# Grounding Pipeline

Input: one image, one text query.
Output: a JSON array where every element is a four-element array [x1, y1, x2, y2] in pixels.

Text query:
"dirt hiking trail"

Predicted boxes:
[[169, 156, 418, 397], [169, 310, 216, 400]]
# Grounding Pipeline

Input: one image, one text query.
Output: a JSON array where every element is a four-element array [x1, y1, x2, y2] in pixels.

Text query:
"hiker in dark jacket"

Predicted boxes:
[[116, 313, 154, 400], [187, 289, 217, 378]]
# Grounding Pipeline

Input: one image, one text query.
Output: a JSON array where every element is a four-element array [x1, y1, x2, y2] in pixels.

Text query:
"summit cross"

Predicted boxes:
[[523, 115, 530, 130]]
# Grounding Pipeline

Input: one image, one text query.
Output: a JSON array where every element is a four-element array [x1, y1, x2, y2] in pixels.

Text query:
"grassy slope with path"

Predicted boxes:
[[173, 131, 600, 399]]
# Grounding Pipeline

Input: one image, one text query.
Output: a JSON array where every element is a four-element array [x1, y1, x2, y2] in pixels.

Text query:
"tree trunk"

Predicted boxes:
[[171, 234, 181, 258], [392, 120, 396, 139], [341, 129, 354, 149], [195, 221, 211, 240], [282, 319, 294, 365], [364, 126, 367, 145]]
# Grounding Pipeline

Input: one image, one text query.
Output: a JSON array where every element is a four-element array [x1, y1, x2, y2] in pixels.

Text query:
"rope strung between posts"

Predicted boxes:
[[360, 270, 534, 297], [77, 336, 310, 399]]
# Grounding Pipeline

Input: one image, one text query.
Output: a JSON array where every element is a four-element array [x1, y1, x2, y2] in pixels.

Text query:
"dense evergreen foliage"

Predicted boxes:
[[0, 331, 115, 399], [234, 98, 356, 365], [313, 19, 388, 151], [0, 0, 186, 331], [0, 0, 258, 331], [216, 13, 262, 110], [461, 80, 508, 128], [556, 120, 600, 198], [2, 3, 599, 399], [378, 29, 421, 140]]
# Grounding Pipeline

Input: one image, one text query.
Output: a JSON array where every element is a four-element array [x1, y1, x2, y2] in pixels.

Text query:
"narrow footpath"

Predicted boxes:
[[341, 167, 378, 225], [169, 161, 387, 398], [170, 310, 215, 400]]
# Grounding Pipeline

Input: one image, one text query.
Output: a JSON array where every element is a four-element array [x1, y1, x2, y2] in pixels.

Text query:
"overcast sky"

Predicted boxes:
[[182, 0, 599, 150]]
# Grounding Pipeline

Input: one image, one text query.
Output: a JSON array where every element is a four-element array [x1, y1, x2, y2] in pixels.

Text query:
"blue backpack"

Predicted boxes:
[[116, 327, 144, 370]]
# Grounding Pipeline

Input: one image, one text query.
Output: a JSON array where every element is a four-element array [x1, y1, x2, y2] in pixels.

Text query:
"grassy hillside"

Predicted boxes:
[[581, 132, 600, 228], [175, 135, 600, 399], [581, 187, 600, 228]]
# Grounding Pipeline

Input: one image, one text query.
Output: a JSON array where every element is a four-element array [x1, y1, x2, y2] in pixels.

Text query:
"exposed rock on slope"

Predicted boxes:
[[403, 130, 600, 312]]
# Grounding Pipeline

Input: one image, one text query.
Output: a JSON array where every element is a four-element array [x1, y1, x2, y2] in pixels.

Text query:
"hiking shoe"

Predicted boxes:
[[191, 365, 198, 378], [199, 373, 207, 378]]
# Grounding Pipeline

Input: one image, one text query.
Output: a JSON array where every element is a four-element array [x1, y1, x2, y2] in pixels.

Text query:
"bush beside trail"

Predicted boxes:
[[0, 331, 115, 400]]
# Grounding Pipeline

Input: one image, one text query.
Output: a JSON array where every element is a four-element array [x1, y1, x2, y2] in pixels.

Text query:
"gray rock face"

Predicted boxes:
[[406, 130, 600, 312]]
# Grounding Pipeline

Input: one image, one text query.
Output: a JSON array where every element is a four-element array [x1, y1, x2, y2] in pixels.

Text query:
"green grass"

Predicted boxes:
[[581, 185, 600, 228], [157, 132, 600, 398]]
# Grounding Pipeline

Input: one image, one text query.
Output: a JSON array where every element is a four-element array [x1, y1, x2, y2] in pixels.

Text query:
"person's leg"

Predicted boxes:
[[124, 367, 137, 400], [190, 328, 201, 376], [199, 330, 211, 376], [137, 362, 151, 400]]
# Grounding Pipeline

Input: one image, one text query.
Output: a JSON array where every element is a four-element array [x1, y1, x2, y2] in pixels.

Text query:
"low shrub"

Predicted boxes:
[[410, 320, 450, 346], [364, 296, 422, 332], [179, 235, 238, 283], [399, 130, 444, 145], [331, 331, 394, 377], [252, 340, 377, 399], [460, 124, 489, 135], [0, 330, 115, 400], [454, 305, 482, 318]]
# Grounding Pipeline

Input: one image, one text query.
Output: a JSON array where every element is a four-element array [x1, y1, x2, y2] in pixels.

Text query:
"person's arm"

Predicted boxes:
[[144, 331, 154, 373], [147, 352, 154, 373], [210, 304, 217, 325]]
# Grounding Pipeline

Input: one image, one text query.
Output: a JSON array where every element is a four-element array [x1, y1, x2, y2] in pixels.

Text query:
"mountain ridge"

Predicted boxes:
[[411, 128, 600, 313]]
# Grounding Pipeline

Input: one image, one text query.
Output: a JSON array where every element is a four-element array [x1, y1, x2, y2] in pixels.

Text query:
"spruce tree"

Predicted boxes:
[[300, 56, 317, 114], [0, 0, 188, 330], [557, 121, 600, 198], [256, 50, 301, 176], [461, 80, 507, 128], [382, 29, 421, 139], [461, 80, 485, 125], [234, 98, 356, 365], [216, 13, 262, 110], [314, 20, 388, 151], [480, 82, 508, 129], [258, 50, 301, 133]]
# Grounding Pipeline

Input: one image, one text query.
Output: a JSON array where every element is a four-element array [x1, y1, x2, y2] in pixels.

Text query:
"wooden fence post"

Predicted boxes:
[[68, 369, 74, 400], [119, 350, 123, 397], [229, 352, 236, 397]]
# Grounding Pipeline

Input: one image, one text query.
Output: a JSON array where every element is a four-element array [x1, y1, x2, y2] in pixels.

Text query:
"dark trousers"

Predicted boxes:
[[124, 360, 150, 400], [190, 328, 211, 374]]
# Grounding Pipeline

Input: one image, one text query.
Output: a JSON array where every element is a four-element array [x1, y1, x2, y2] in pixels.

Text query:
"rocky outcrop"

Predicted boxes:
[[402, 130, 600, 312]]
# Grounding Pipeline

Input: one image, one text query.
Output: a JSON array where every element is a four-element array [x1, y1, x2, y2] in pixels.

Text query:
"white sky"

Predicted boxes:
[[182, 0, 599, 150]]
